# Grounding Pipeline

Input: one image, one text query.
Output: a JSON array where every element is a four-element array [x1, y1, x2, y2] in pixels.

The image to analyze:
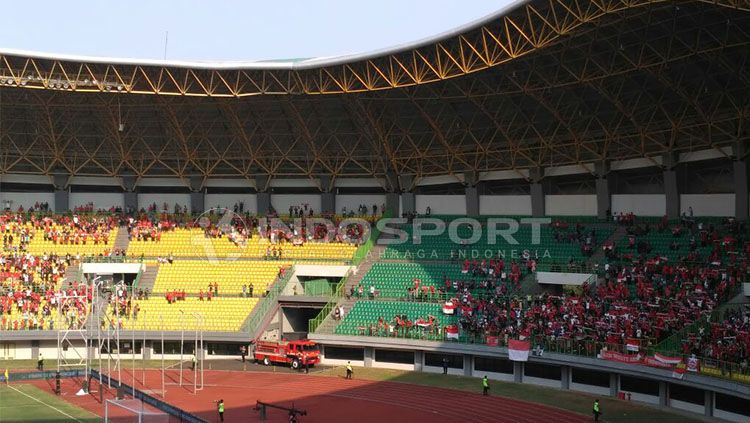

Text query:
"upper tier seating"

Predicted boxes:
[[127, 228, 356, 260], [384, 220, 612, 262]]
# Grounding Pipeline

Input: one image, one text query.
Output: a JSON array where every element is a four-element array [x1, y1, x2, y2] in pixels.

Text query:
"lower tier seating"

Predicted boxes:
[[112, 297, 259, 332]]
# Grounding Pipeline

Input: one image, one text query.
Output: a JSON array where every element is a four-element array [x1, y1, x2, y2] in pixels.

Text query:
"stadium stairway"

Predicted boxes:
[[313, 245, 385, 334], [136, 264, 160, 292], [585, 224, 627, 282], [63, 263, 81, 285], [113, 225, 130, 252]]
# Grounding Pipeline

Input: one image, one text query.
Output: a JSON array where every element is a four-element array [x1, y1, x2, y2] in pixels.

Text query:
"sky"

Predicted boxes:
[[0, 0, 516, 63]]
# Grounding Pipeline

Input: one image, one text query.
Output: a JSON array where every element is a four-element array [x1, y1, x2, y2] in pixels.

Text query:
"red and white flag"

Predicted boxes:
[[654, 352, 682, 365], [445, 325, 459, 340], [508, 339, 530, 362], [442, 301, 457, 315], [625, 339, 640, 352], [672, 366, 686, 380]]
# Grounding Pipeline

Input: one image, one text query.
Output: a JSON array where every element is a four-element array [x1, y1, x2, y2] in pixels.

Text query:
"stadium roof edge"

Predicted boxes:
[[0, 0, 529, 71]]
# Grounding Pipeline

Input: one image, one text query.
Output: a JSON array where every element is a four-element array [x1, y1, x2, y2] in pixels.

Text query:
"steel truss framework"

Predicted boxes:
[[0, 0, 748, 183]]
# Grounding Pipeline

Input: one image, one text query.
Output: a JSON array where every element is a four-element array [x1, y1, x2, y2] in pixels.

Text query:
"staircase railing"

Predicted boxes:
[[307, 269, 352, 333], [240, 266, 295, 335]]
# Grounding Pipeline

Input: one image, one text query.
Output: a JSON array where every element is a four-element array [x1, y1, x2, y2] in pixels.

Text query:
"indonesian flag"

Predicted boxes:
[[508, 339, 530, 362], [672, 365, 686, 380], [626, 339, 640, 352], [445, 325, 459, 340], [442, 301, 458, 315], [654, 352, 682, 365]]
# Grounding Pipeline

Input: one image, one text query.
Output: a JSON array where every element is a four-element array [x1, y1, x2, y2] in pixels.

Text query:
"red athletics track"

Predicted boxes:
[[32, 369, 589, 423]]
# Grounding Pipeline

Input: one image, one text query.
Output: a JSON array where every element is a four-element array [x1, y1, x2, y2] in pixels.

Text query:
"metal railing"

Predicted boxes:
[[240, 266, 295, 335], [307, 270, 351, 333]]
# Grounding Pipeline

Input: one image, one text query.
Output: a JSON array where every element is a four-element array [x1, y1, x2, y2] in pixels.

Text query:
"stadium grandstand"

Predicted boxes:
[[1, 0, 750, 422]]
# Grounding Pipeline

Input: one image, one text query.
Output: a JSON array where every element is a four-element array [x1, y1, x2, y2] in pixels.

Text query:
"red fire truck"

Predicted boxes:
[[253, 339, 320, 369]]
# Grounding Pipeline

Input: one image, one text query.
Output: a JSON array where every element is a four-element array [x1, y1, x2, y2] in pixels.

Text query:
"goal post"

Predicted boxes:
[[104, 399, 169, 423]]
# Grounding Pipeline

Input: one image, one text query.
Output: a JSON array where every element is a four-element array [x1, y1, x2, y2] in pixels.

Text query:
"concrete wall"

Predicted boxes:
[[479, 195, 532, 215], [415, 195, 467, 215], [611, 194, 666, 216], [680, 194, 735, 216], [271, 194, 322, 215], [204, 194, 257, 213], [545, 195, 597, 216], [137, 194, 191, 211], [0, 192, 55, 211], [70, 192, 124, 210], [335, 194, 386, 215]]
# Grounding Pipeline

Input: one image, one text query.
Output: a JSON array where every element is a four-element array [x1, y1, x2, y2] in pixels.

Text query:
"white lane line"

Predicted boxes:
[[5, 384, 85, 423]]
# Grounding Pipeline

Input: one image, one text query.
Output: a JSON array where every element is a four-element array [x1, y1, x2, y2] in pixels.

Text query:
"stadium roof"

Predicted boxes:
[[0, 0, 748, 185]]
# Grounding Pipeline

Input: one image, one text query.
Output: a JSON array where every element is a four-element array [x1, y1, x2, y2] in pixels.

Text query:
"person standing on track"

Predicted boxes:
[[345, 361, 353, 379], [37, 353, 44, 371], [482, 375, 489, 396], [216, 399, 225, 422], [593, 399, 601, 422]]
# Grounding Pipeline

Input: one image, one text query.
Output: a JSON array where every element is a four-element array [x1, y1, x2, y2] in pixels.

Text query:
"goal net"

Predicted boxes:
[[104, 399, 169, 423]]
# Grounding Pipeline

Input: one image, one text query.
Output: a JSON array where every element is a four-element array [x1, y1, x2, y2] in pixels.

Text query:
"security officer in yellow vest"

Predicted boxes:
[[216, 399, 224, 422], [482, 375, 489, 395], [593, 399, 601, 422], [345, 361, 353, 379]]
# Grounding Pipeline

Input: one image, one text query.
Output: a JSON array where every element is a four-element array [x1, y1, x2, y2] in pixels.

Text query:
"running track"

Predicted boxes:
[[37, 369, 589, 423]]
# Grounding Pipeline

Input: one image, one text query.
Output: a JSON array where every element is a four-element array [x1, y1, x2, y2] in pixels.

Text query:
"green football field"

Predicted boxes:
[[0, 384, 99, 423]]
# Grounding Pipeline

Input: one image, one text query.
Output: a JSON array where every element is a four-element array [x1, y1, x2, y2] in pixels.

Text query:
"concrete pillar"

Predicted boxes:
[[401, 193, 415, 215], [609, 373, 618, 397], [320, 174, 335, 214], [414, 350, 424, 372], [399, 175, 415, 215], [465, 172, 479, 216], [595, 161, 611, 220], [734, 159, 748, 220], [663, 153, 680, 220], [513, 362, 523, 383], [529, 168, 545, 217], [385, 192, 400, 216], [188, 175, 205, 214], [51, 173, 69, 213], [561, 366, 570, 390], [364, 347, 374, 368], [463, 355, 473, 377], [256, 175, 271, 215], [704, 390, 714, 417], [122, 173, 138, 213], [143, 340, 152, 360], [659, 381, 668, 407]]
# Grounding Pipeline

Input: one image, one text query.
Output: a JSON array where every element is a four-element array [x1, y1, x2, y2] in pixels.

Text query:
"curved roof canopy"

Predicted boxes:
[[0, 0, 748, 182]]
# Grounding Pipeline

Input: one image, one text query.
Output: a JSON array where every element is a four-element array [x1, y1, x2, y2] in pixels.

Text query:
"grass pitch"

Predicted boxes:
[[0, 384, 99, 423]]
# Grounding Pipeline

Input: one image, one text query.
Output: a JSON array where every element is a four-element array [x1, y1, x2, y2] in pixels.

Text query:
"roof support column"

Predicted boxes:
[[399, 175, 415, 216], [188, 175, 205, 215], [595, 161, 612, 221], [256, 175, 271, 216], [663, 153, 680, 220], [384, 170, 400, 217], [464, 172, 479, 217], [121, 172, 138, 214], [734, 140, 749, 221], [529, 168, 546, 218], [320, 175, 335, 215], [51, 172, 70, 213]]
